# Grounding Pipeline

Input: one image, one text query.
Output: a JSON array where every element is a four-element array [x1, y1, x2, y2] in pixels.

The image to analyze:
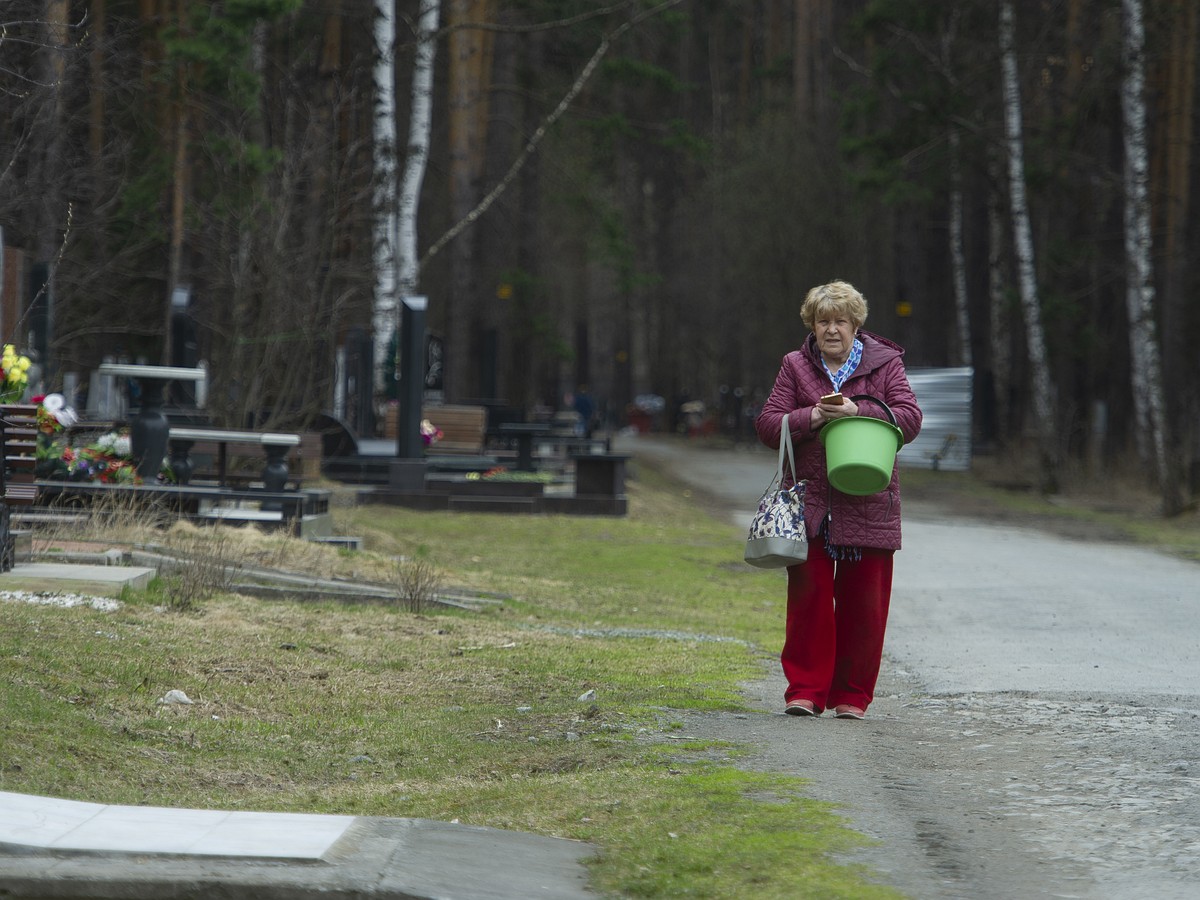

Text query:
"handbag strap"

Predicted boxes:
[[776, 413, 798, 486]]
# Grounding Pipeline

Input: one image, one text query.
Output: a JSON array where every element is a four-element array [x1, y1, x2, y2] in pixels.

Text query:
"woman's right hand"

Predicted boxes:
[[817, 396, 855, 423]]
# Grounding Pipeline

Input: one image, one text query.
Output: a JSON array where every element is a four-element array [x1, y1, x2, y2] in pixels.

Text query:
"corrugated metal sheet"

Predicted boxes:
[[898, 367, 973, 471]]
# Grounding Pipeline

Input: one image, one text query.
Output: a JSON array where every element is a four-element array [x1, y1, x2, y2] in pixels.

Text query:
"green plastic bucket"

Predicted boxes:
[[819, 395, 903, 495]]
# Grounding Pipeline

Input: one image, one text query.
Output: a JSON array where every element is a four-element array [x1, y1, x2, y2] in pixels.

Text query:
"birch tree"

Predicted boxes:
[[948, 127, 971, 369], [1120, 0, 1181, 514], [999, 0, 1056, 490], [373, 0, 441, 396], [371, 0, 399, 394], [986, 148, 1012, 437], [943, 13, 970, 369]]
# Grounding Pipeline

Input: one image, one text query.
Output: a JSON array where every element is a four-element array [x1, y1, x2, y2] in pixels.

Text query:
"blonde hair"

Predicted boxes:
[[800, 280, 868, 331]]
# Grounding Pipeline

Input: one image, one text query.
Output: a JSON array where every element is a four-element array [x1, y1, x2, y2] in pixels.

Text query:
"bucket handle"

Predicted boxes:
[[846, 394, 899, 429]]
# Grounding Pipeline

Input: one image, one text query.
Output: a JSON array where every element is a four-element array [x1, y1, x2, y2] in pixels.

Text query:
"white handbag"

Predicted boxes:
[[744, 413, 809, 568]]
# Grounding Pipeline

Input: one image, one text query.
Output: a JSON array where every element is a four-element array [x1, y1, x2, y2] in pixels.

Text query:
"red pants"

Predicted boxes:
[[781, 535, 894, 713]]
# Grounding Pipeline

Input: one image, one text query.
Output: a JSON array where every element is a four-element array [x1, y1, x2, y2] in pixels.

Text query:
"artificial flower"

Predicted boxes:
[[34, 393, 78, 434], [420, 418, 444, 446], [0, 344, 31, 402]]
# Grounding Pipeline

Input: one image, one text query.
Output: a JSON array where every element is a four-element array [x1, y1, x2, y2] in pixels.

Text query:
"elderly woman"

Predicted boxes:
[[754, 280, 922, 719]]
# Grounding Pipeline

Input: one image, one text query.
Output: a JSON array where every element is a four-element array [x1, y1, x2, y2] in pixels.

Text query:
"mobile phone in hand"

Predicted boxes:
[[820, 392, 844, 405]]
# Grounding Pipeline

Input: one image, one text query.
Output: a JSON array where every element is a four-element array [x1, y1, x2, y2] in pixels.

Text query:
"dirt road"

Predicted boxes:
[[617, 434, 1200, 900]]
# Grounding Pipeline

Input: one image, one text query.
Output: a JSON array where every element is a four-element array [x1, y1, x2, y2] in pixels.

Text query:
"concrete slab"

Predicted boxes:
[[0, 562, 156, 596], [0, 557, 595, 897], [0, 791, 595, 899], [0, 791, 353, 859]]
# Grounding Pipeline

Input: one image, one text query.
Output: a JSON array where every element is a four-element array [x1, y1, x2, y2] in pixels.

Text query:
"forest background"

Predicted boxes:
[[0, 0, 1197, 511]]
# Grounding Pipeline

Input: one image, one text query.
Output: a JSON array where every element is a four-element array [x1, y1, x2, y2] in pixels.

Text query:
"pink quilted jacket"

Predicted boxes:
[[754, 330, 923, 551]]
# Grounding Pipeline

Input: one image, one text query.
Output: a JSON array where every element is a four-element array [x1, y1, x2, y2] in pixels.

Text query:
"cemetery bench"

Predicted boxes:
[[167, 427, 302, 491], [96, 363, 207, 478], [422, 404, 488, 456], [493, 423, 608, 473], [532, 432, 610, 462], [0, 404, 40, 571], [497, 422, 552, 472]]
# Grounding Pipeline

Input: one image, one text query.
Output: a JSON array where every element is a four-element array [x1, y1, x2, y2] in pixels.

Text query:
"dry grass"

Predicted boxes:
[[6, 454, 1189, 898], [392, 556, 442, 612], [33, 513, 409, 585]]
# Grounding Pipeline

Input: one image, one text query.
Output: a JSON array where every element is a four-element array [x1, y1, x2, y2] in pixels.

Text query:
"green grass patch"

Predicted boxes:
[[1, 469, 893, 897]]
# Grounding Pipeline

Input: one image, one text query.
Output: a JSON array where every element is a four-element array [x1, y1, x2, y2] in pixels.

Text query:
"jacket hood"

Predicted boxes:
[[801, 329, 905, 375]]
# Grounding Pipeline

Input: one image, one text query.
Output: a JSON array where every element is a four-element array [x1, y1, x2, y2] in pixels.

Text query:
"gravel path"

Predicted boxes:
[[618, 434, 1200, 900]]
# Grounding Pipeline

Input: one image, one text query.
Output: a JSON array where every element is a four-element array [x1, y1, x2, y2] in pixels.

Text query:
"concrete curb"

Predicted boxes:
[[0, 812, 595, 899]]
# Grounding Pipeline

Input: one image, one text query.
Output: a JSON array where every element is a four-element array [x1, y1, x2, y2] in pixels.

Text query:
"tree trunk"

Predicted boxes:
[[793, 0, 813, 119], [372, 0, 398, 394], [89, 0, 107, 167], [999, 0, 1056, 491], [445, 0, 494, 401], [948, 126, 972, 369], [370, 0, 439, 419], [1160, 0, 1196, 506], [1121, 0, 1181, 514], [514, 27, 544, 409], [31, 0, 71, 383], [793, 0, 834, 126], [161, 0, 189, 365], [164, 90, 187, 365], [397, 2, 439, 298], [938, 18, 971, 371], [987, 147, 1012, 444]]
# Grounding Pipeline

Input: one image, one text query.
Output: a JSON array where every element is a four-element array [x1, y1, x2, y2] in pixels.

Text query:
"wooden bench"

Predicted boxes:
[[422, 405, 488, 456], [167, 427, 301, 491], [0, 404, 40, 571], [1, 404, 39, 504]]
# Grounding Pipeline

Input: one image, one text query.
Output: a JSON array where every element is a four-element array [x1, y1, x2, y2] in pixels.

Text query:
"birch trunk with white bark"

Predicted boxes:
[[1120, 0, 1180, 513], [373, 0, 440, 395], [397, 3, 440, 299], [999, 0, 1057, 489], [371, 0, 398, 392]]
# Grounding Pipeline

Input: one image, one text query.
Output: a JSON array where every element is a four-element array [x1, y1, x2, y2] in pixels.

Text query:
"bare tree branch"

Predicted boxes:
[[420, 0, 686, 269], [398, 1, 641, 40]]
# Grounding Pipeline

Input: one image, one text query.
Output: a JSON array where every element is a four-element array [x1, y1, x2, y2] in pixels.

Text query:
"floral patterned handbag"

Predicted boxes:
[[744, 414, 808, 568]]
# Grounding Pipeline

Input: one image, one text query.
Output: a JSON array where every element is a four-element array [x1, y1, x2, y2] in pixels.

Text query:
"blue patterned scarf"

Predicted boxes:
[[823, 337, 863, 391]]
